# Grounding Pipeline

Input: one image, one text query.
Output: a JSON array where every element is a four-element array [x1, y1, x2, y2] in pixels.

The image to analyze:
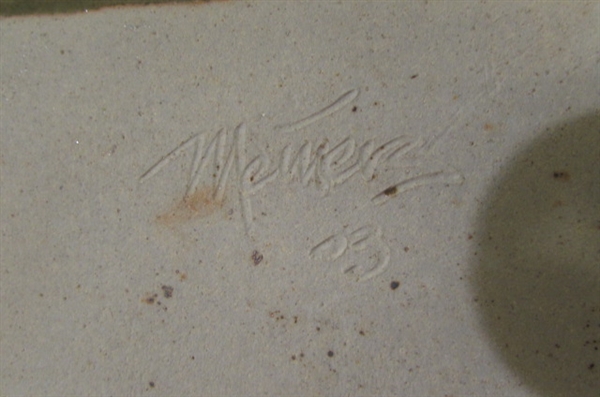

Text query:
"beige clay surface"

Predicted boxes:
[[1, 2, 599, 396]]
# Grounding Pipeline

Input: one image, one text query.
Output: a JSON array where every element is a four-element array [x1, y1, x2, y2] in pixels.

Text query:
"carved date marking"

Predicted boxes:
[[310, 225, 391, 282]]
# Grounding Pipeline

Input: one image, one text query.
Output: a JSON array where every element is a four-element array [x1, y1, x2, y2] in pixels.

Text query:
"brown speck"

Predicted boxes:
[[176, 270, 188, 281], [383, 186, 397, 196], [552, 171, 570, 181], [404, 247, 409, 252], [468, 234, 473, 240], [251, 250, 263, 265], [352, 106, 357, 112], [149, 381, 155, 388], [142, 293, 158, 304], [327, 350, 334, 357], [410, 74, 418, 79], [291, 355, 296, 360], [390, 281, 400, 290], [359, 330, 365, 336], [589, 363, 595, 370], [161, 285, 174, 298], [484, 123, 494, 131]]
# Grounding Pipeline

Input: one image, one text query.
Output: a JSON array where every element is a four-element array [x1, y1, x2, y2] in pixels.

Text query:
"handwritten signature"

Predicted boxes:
[[139, 89, 463, 281]]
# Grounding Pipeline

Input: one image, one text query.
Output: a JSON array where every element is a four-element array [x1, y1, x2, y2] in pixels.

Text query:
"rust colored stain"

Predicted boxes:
[[156, 186, 225, 227], [484, 123, 494, 131]]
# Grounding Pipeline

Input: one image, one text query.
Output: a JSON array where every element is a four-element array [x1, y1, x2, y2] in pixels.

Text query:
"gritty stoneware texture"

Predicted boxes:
[[1, 2, 598, 396]]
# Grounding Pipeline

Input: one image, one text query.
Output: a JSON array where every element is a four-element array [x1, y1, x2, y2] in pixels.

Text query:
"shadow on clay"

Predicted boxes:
[[471, 113, 600, 396]]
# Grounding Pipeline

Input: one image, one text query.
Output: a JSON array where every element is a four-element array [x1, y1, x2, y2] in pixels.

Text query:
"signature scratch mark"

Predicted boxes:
[[371, 171, 464, 206], [139, 134, 201, 184], [275, 89, 359, 133]]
